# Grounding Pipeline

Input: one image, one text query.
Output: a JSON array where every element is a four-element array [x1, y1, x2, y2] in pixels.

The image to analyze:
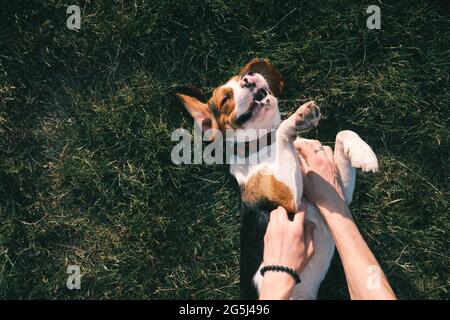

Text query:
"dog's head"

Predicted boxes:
[[176, 59, 284, 139]]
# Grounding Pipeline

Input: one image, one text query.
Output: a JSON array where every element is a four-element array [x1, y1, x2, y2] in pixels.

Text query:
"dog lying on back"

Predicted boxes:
[[177, 59, 378, 299]]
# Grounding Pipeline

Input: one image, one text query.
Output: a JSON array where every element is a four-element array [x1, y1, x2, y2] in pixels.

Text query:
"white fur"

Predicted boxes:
[[334, 130, 379, 204]]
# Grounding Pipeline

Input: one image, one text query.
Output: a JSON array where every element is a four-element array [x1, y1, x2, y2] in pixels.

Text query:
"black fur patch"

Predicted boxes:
[[239, 194, 278, 299]]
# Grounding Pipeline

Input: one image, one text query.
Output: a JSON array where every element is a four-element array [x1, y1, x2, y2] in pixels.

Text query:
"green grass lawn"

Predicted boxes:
[[0, 0, 449, 299]]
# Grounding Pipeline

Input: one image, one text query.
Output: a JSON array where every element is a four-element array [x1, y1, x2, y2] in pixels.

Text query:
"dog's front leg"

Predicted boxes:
[[273, 101, 321, 211]]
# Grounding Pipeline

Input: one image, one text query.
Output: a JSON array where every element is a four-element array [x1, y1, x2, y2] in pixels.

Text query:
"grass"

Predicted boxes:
[[0, 0, 448, 299]]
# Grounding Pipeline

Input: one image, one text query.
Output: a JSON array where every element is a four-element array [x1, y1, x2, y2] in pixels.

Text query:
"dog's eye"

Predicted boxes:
[[221, 93, 232, 106]]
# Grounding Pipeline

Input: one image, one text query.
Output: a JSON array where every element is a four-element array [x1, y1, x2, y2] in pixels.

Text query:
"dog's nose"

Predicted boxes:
[[240, 72, 257, 89]]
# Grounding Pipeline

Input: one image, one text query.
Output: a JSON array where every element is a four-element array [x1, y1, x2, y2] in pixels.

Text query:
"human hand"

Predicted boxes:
[[295, 140, 345, 210], [295, 141, 396, 300], [259, 205, 314, 299]]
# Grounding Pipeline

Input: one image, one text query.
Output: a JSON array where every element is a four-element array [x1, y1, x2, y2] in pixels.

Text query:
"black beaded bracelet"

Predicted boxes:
[[260, 265, 301, 284]]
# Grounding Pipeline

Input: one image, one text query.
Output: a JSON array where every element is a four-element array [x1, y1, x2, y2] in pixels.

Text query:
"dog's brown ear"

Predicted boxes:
[[239, 58, 285, 96], [176, 85, 213, 134]]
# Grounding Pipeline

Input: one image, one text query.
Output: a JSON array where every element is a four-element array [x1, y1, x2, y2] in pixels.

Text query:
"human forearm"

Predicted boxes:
[[296, 139, 396, 300], [318, 197, 396, 300]]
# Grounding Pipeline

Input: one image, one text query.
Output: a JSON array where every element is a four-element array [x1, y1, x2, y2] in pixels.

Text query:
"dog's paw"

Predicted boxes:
[[294, 101, 321, 131], [277, 101, 321, 141], [350, 148, 378, 173], [338, 131, 378, 173]]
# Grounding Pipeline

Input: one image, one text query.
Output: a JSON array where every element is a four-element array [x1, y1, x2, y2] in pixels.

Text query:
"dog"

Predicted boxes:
[[176, 58, 379, 299]]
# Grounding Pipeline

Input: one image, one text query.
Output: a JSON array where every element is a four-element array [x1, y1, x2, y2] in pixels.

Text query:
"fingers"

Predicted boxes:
[[270, 206, 312, 243], [266, 208, 278, 236], [276, 206, 288, 225], [299, 155, 308, 174], [267, 206, 287, 234], [322, 145, 337, 176], [293, 140, 302, 151], [269, 208, 277, 227], [297, 140, 330, 166], [293, 202, 306, 229], [296, 140, 319, 166], [304, 223, 315, 259], [323, 146, 334, 164], [320, 146, 344, 198], [313, 142, 330, 163]]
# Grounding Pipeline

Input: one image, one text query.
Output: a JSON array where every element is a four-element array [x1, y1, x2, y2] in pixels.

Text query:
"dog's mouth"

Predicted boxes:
[[235, 88, 269, 125]]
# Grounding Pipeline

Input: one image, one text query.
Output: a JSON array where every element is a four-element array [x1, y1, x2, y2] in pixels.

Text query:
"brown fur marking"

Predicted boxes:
[[209, 86, 239, 130], [242, 172, 295, 213]]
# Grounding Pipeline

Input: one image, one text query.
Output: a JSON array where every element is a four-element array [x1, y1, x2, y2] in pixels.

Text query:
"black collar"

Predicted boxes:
[[231, 130, 276, 158]]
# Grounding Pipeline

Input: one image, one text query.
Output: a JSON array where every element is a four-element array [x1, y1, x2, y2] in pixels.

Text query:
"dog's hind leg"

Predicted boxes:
[[334, 130, 379, 205]]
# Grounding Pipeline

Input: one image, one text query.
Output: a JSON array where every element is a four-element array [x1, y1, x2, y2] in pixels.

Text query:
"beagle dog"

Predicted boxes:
[[176, 59, 379, 299]]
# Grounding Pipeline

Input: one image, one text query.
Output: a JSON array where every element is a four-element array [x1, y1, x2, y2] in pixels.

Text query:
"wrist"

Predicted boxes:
[[317, 194, 351, 217], [259, 271, 296, 300]]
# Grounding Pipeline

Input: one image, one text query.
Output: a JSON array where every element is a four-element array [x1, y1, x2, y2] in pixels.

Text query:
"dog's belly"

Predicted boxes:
[[231, 145, 302, 214]]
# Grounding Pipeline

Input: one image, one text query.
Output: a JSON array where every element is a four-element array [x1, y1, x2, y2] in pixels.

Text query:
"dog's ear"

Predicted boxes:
[[176, 85, 213, 134], [239, 58, 285, 96]]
